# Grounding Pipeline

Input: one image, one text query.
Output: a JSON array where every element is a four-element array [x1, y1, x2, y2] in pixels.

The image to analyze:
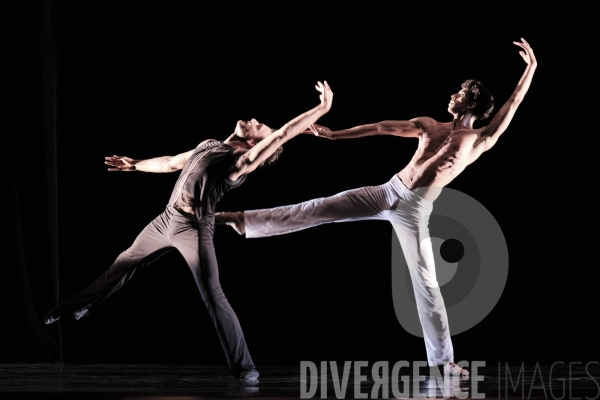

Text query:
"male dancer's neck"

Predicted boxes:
[[223, 134, 252, 150], [452, 112, 476, 130]]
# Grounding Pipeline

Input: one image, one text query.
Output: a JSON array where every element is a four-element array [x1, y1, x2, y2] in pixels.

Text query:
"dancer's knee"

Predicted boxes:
[[198, 282, 227, 308]]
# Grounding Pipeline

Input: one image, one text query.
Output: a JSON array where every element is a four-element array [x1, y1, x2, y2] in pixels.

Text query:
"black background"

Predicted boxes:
[[10, 3, 598, 366]]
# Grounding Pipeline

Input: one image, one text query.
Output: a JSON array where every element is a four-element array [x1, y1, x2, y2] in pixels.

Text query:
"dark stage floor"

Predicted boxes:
[[0, 363, 598, 399]]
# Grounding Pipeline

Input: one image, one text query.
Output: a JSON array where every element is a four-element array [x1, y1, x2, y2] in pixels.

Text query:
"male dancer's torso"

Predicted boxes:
[[168, 139, 245, 220], [397, 118, 488, 201]]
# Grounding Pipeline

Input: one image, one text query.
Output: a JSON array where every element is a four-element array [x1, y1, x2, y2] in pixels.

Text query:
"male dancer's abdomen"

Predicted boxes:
[[397, 160, 466, 202]]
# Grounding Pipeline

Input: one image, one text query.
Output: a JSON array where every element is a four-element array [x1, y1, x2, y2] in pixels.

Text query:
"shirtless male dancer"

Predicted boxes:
[[217, 39, 537, 376], [43, 81, 334, 381]]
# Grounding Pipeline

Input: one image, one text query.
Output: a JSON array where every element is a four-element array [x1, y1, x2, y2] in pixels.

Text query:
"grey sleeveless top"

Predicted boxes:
[[167, 140, 246, 220]]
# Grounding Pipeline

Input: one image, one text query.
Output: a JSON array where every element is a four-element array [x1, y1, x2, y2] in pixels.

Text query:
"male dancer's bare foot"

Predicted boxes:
[[214, 212, 245, 235], [444, 362, 469, 376]]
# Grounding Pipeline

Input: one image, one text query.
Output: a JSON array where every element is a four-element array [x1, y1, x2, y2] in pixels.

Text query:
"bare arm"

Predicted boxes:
[[305, 118, 429, 139], [479, 38, 537, 151], [105, 149, 194, 173], [228, 81, 333, 181]]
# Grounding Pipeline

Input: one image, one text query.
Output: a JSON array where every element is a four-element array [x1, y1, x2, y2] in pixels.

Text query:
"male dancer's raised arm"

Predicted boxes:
[[308, 39, 536, 151], [228, 80, 333, 180], [104, 81, 333, 178], [476, 38, 537, 151]]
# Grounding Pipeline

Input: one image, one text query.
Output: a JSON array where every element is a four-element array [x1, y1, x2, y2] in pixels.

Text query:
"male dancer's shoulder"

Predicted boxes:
[[412, 116, 438, 127]]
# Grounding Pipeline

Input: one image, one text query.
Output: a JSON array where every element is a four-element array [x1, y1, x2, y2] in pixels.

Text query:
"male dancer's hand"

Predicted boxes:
[[513, 37, 536, 66], [105, 155, 138, 171], [316, 80, 333, 112], [303, 123, 333, 139]]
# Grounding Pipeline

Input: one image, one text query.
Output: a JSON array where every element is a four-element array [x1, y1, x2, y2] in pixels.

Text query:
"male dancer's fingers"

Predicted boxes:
[[105, 160, 123, 167], [514, 40, 530, 53], [514, 42, 528, 56]]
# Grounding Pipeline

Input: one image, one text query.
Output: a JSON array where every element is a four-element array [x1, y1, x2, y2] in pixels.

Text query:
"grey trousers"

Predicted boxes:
[[245, 175, 454, 366], [57, 206, 254, 375]]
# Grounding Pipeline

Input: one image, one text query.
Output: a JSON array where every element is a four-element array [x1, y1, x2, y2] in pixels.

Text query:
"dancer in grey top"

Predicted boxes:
[[217, 39, 537, 375], [44, 81, 333, 381]]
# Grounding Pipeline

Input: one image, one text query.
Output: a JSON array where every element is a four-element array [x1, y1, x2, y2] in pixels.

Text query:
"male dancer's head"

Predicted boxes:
[[448, 80, 495, 124], [233, 119, 273, 145], [226, 118, 283, 167]]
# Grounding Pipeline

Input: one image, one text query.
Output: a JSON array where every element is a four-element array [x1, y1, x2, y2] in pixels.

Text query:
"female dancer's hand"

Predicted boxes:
[[105, 155, 138, 171]]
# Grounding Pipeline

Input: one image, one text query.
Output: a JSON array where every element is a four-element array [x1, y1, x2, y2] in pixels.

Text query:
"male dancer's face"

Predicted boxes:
[[234, 119, 272, 140], [447, 88, 475, 116]]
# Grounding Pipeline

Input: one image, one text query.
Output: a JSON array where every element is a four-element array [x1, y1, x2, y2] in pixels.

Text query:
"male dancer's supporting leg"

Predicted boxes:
[[45, 206, 256, 379], [176, 214, 255, 379], [389, 196, 457, 374], [217, 175, 467, 375]]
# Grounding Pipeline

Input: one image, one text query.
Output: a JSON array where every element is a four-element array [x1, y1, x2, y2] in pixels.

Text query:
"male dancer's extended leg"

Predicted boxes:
[[171, 213, 255, 377], [44, 210, 175, 323], [244, 184, 394, 238], [241, 175, 460, 371]]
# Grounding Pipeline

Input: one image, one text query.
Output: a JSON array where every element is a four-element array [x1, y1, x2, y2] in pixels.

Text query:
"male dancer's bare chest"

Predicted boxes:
[[418, 127, 481, 166], [398, 128, 480, 190]]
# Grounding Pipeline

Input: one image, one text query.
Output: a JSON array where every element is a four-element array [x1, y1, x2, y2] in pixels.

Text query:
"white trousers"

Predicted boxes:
[[245, 175, 453, 366]]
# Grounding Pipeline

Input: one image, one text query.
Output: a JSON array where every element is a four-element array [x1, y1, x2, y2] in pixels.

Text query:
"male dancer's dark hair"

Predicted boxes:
[[461, 79, 495, 120]]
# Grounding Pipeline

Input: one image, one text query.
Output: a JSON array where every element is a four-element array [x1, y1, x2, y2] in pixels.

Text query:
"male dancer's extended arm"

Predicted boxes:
[[477, 38, 537, 151], [305, 117, 428, 140], [228, 81, 333, 181], [104, 149, 195, 172]]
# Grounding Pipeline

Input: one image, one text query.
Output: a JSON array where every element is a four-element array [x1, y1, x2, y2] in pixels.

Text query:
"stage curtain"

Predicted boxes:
[[1, 0, 62, 363]]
